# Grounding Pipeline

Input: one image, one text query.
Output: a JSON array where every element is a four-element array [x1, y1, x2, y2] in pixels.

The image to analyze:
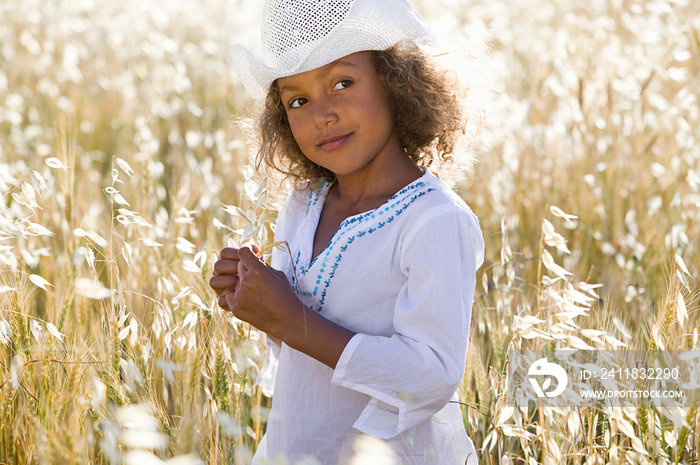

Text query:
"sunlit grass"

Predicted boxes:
[[1, 0, 699, 463]]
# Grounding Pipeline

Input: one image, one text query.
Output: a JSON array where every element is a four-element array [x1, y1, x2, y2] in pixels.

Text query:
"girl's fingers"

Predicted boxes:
[[214, 245, 259, 276], [219, 247, 239, 260], [209, 275, 238, 295], [213, 258, 240, 275], [237, 245, 263, 268], [224, 292, 237, 312], [238, 257, 248, 278], [211, 247, 262, 311], [237, 245, 261, 274], [218, 288, 239, 311]]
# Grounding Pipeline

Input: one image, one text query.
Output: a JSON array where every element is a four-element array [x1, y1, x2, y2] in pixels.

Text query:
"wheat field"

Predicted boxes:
[[1, 0, 699, 463]]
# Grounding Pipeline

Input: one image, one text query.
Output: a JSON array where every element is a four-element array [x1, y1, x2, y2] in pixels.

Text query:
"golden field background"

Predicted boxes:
[[0, 0, 699, 463]]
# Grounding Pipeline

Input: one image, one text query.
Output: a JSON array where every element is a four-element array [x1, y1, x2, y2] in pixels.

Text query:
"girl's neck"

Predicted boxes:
[[330, 149, 424, 212]]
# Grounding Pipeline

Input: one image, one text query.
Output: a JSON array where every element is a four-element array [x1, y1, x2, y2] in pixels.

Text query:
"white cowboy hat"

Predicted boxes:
[[230, 0, 436, 100]]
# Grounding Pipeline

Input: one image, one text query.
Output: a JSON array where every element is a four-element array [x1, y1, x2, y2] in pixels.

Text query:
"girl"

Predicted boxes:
[[210, 0, 484, 463]]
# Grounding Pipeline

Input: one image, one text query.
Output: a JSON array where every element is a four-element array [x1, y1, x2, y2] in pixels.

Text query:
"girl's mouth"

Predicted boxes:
[[318, 133, 351, 151]]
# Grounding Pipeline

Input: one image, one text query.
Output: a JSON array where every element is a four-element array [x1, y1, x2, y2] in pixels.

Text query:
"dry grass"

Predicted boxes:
[[0, 0, 699, 463]]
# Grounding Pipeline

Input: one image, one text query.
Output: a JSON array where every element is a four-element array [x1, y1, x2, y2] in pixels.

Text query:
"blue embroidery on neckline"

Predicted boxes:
[[306, 181, 332, 208], [292, 182, 435, 312]]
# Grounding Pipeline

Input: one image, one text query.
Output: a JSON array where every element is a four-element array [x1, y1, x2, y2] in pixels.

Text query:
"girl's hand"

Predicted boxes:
[[210, 246, 251, 308], [224, 245, 301, 339], [213, 246, 354, 369]]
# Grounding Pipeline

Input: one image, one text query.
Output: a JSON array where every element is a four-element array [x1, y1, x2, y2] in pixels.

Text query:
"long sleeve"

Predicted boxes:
[[330, 203, 484, 439]]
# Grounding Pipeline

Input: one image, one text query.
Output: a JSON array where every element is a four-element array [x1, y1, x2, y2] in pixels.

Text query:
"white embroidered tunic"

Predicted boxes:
[[252, 169, 484, 465]]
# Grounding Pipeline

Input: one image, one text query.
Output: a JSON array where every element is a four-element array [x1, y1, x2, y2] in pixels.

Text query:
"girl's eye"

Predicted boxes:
[[289, 97, 307, 109], [333, 79, 353, 91]]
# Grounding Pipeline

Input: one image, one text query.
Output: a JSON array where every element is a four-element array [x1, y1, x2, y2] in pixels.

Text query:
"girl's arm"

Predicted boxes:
[[220, 245, 356, 369], [329, 203, 483, 439]]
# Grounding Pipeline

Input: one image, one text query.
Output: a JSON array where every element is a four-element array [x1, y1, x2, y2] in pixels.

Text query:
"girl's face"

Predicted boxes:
[[277, 52, 404, 178]]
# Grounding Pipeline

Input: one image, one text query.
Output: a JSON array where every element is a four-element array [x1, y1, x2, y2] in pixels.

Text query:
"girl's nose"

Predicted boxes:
[[312, 96, 338, 128]]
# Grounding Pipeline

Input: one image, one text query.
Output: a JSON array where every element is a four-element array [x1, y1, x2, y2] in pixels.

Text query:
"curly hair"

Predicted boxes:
[[254, 42, 466, 185]]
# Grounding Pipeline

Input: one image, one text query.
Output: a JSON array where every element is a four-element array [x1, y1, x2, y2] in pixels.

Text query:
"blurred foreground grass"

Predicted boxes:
[[1, 0, 699, 463]]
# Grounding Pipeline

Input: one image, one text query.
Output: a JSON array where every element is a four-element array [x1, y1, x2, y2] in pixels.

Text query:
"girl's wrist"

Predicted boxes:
[[278, 302, 356, 369], [273, 298, 307, 344]]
